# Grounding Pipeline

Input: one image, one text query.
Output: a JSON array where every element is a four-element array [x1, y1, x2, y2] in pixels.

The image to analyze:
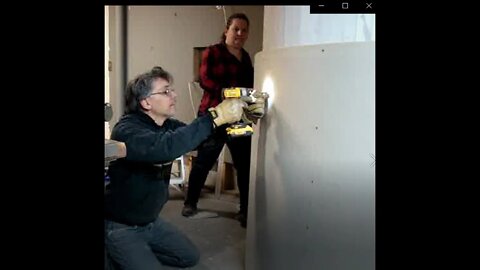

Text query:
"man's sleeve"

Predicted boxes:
[[115, 115, 214, 163]]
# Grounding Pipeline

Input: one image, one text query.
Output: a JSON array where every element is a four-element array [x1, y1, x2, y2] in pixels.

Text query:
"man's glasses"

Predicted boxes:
[[149, 87, 175, 97]]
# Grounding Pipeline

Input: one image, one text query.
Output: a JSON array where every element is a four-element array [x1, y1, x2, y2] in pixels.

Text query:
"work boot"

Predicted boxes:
[[182, 204, 198, 217], [235, 211, 247, 228]]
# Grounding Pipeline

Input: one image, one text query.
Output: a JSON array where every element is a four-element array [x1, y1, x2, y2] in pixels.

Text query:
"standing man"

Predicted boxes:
[[182, 13, 266, 228]]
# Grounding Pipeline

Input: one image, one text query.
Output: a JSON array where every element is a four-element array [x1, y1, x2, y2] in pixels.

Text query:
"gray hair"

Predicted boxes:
[[124, 66, 173, 114]]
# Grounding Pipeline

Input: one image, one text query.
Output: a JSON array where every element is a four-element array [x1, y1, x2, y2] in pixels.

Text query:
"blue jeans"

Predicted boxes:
[[105, 218, 199, 269]]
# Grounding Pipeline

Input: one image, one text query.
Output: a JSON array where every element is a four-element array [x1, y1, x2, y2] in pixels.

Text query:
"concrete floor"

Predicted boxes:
[[159, 187, 246, 270]]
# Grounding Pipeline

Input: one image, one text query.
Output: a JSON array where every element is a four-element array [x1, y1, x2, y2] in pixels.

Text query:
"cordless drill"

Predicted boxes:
[[222, 87, 269, 137]]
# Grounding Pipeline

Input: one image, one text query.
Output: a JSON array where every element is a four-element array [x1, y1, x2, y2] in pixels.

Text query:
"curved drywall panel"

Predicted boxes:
[[246, 42, 375, 270]]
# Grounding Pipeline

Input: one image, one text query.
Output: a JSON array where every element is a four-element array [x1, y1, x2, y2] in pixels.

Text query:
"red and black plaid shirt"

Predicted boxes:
[[198, 42, 254, 114]]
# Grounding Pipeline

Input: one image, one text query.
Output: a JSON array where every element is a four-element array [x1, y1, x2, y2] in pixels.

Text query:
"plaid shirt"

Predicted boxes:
[[198, 42, 254, 114]]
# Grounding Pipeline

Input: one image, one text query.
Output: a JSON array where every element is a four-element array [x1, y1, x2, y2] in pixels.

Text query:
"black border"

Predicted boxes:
[[20, 4, 106, 268]]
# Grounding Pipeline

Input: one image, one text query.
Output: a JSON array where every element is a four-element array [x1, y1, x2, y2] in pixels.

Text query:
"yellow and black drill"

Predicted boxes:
[[222, 87, 269, 137]]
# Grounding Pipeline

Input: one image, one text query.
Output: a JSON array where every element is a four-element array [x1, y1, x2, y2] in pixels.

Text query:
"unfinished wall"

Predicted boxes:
[[246, 42, 375, 270]]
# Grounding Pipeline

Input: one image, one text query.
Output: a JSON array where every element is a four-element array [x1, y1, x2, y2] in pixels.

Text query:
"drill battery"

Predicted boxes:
[[225, 123, 254, 137]]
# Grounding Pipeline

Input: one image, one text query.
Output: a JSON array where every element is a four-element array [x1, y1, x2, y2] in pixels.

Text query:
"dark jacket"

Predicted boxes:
[[105, 112, 214, 225]]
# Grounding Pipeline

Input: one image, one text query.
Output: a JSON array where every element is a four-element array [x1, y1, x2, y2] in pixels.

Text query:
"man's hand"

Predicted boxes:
[[246, 97, 265, 118], [241, 111, 253, 124], [244, 96, 267, 124], [209, 99, 247, 127]]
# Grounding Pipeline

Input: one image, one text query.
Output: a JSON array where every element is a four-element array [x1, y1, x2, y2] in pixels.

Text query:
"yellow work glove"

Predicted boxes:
[[208, 99, 247, 127], [244, 96, 266, 124], [241, 111, 253, 124]]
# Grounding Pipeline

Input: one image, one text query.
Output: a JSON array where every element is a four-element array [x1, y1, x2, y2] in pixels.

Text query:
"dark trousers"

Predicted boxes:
[[104, 218, 199, 270], [185, 126, 252, 214]]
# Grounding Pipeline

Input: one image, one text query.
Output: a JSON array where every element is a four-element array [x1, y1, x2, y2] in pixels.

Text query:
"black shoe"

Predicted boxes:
[[235, 212, 247, 228], [182, 205, 198, 217]]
